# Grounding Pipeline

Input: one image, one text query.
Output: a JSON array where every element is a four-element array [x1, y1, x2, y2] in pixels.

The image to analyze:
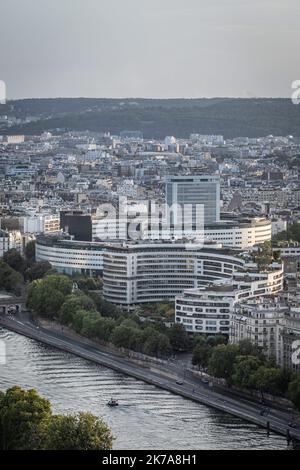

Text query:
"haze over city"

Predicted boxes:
[[1, 0, 300, 99]]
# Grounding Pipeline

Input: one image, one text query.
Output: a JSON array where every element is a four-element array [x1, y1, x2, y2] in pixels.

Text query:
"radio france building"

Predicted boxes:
[[102, 241, 245, 308], [59, 209, 271, 250], [36, 235, 106, 277], [36, 235, 247, 307]]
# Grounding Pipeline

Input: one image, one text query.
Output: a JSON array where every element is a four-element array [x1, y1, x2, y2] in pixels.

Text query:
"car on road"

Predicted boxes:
[[176, 380, 184, 385]]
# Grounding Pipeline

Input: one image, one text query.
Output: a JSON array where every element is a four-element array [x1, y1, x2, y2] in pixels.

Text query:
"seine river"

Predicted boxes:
[[0, 328, 289, 450]]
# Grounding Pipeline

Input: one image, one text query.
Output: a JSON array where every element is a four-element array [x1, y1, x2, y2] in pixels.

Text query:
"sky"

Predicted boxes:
[[0, 0, 299, 99]]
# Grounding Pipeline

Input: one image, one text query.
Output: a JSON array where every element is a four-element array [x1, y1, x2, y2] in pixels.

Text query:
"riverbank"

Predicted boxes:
[[0, 313, 299, 444]]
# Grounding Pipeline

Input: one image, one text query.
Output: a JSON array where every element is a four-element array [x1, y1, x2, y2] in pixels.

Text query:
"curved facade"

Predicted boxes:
[[204, 218, 271, 249], [175, 269, 284, 335], [102, 242, 245, 307], [36, 236, 105, 276]]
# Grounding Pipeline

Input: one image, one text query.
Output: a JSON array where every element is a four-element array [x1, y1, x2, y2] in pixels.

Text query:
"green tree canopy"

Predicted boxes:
[[0, 387, 113, 450], [168, 323, 189, 352], [288, 375, 300, 411], [27, 274, 72, 318], [26, 260, 52, 282], [0, 261, 23, 295], [231, 355, 262, 389], [44, 412, 113, 450], [208, 344, 240, 383], [0, 386, 52, 450], [24, 240, 36, 262], [3, 249, 25, 273]]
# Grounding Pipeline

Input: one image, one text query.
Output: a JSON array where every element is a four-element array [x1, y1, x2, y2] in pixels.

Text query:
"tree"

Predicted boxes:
[[59, 292, 96, 325], [27, 274, 72, 318], [231, 355, 261, 390], [44, 412, 113, 450], [192, 343, 210, 369], [208, 344, 240, 383], [0, 387, 113, 450], [88, 291, 121, 319], [168, 323, 189, 352], [251, 366, 284, 398], [110, 324, 137, 349], [143, 328, 172, 358], [3, 249, 25, 273], [288, 375, 300, 411], [0, 261, 23, 295], [94, 317, 116, 342], [206, 335, 227, 348], [81, 311, 102, 338], [24, 240, 36, 262], [26, 261, 52, 282], [0, 386, 52, 450], [238, 339, 264, 360]]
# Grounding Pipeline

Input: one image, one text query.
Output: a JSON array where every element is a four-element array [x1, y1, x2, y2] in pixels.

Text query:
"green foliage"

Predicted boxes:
[[88, 291, 122, 318], [72, 276, 103, 291], [208, 344, 240, 382], [24, 240, 36, 262], [43, 412, 113, 450], [231, 356, 262, 389], [0, 386, 52, 450], [59, 292, 96, 325], [168, 323, 189, 352], [0, 261, 23, 294], [3, 249, 25, 273], [192, 336, 228, 369], [274, 222, 300, 243], [0, 386, 113, 450], [7, 98, 300, 140], [93, 316, 116, 341], [192, 343, 210, 369], [27, 274, 72, 318], [26, 260, 52, 282], [254, 241, 273, 270], [238, 339, 265, 360], [250, 366, 285, 397], [288, 375, 300, 411]]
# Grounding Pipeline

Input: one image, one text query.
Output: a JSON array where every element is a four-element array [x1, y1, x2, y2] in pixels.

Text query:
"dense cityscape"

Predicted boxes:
[[1, 0, 300, 457]]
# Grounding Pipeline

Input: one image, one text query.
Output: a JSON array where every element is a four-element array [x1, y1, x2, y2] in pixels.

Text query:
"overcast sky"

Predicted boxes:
[[1, 0, 299, 99]]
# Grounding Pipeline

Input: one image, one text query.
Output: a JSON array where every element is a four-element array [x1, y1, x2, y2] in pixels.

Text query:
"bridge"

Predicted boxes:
[[0, 293, 25, 315]]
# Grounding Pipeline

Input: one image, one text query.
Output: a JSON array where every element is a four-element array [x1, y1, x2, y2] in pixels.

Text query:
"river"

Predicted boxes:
[[0, 327, 289, 450]]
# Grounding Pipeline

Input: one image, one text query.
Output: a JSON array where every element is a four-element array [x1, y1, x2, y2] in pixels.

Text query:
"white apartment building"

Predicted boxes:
[[22, 214, 60, 235], [175, 269, 284, 336]]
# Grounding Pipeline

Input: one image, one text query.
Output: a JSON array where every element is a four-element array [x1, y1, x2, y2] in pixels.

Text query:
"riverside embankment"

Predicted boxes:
[[0, 313, 299, 444]]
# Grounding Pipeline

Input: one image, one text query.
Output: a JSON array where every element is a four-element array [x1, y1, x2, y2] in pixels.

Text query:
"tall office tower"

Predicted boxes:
[[166, 175, 220, 226]]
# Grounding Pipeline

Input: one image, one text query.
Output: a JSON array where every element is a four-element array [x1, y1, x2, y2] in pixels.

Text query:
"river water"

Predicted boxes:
[[0, 328, 289, 450]]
